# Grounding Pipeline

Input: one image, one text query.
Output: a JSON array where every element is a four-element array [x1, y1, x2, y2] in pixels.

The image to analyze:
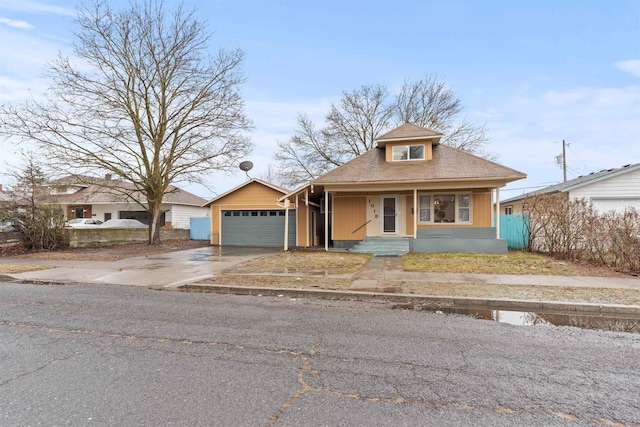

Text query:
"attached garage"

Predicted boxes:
[[221, 209, 296, 247], [203, 179, 297, 248]]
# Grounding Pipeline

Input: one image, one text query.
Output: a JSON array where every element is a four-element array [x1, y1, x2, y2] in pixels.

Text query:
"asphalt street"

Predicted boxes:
[[1, 282, 639, 426]]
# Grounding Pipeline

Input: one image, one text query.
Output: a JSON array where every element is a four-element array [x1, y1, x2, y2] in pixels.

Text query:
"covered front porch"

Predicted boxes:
[[281, 182, 508, 255]]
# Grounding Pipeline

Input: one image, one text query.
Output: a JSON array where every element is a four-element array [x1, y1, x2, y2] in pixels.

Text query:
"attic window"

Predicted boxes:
[[392, 145, 424, 161]]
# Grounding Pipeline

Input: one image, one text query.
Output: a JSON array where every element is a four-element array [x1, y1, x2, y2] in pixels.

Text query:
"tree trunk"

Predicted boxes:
[[148, 200, 162, 245]]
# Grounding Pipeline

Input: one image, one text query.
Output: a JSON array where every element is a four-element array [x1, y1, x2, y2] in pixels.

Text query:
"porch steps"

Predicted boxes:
[[349, 237, 411, 257]]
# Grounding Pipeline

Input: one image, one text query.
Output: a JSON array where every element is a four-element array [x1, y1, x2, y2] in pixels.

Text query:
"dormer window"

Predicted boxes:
[[392, 144, 424, 161]]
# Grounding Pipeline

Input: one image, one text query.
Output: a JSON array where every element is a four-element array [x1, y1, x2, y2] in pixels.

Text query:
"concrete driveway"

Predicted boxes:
[[5, 246, 280, 288]]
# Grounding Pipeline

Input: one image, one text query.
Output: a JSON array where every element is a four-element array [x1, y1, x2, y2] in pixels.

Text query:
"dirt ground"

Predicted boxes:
[[1, 239, 211, 262]]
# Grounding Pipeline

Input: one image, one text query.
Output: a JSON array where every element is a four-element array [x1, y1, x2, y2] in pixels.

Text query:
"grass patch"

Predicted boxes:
[[401, 282, 640, 305], [199, 274, 353, 290], [236, 252, 372, 275], [0, 264, 50, 274], [401, 251, 619, 276]]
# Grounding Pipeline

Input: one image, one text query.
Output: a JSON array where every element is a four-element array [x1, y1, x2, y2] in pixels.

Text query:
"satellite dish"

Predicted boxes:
[[239, 161, 253, 172], [239, 160, 253, 179]]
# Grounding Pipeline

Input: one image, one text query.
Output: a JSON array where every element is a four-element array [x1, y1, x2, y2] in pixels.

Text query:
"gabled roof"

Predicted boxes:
[[202, 178, 290, 207], [312, 144, 526, 185], [51, 176, 206, 206], [376, 123, 442, 147], [501, 162, 640, 204]]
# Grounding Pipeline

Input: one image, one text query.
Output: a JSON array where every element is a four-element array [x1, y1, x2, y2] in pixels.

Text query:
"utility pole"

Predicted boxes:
[[562, 139, 567, 182]]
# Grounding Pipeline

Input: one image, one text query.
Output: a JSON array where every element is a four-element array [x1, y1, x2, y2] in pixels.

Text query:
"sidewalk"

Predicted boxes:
[[2, 247, 640, 314]]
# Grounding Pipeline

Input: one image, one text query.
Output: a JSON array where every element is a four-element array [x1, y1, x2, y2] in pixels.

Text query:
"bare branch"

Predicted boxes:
[[0, 0, 253, 244]]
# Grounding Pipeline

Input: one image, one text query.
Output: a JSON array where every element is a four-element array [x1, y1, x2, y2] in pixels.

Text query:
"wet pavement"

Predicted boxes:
[[3, 247, 640, 325], [2, 246, 279, 288]]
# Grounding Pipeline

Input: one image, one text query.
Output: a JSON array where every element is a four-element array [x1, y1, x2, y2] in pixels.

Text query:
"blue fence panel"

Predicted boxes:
[[498, 214, 528, 249], [189, 217, 211, 241]]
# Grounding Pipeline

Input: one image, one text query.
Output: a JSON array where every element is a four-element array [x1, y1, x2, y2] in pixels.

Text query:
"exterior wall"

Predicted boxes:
[[405, 195, 414, 236], [363, 192, 413, 237], [169, 205, 208, 229], [471, 190, 492, 227], [332, 195, 366, 241], [207, 181, 288, 246], [295, 195, 311, 247], [568, 168, 640, 212], [87, 203, 144, 222]]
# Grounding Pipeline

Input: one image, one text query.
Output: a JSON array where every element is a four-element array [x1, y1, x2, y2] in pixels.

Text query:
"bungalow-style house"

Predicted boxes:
[[202, 179, 296, 247], [47, 175, 209, 229], [280, 123, 526, 255], [501, 163, 640, 215]]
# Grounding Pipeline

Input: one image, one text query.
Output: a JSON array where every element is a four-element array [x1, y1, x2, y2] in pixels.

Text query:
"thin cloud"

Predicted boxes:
[[0, 17, 34, 30], [615, 60, 640, 79], [0, 1, 75, 17]]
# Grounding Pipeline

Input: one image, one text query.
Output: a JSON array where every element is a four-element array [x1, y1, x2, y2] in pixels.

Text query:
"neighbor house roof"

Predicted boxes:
[[51, 176, 206, 206], [501, 162, 640, 204], [312, 144, 526, 186], [376, 123, 443, 147]]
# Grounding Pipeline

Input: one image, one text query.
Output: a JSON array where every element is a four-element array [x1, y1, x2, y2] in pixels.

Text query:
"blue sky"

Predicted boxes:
[[1, 0, 639, 200]]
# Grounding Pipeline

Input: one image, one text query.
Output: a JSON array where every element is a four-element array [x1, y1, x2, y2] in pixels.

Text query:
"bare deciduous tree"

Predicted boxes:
[[0, 154, 67, 251], [0, 0, 253, 244], [275, 74, 490, 188]]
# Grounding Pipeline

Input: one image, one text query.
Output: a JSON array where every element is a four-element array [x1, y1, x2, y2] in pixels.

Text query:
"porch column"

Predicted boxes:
[[305, 189, 309, 247], [284, 198, 290, 251], [495, 187, 500, 239], [413, 189, 418, 239], [324, 190, 329, 251]]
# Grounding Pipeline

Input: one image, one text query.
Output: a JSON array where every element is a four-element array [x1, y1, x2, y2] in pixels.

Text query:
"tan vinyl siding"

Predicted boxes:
[[211, 205, 221, 245], [296, 199, 309, 247], [332, 195, 366, 240], [405, 196, 414, 236], [214, 181, 285, 207], [208, 181, 287, 245], [471, 190, 491, 227]]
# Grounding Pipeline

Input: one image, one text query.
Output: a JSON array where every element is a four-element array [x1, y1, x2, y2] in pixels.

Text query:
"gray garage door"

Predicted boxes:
[[221, 209, 296, 247]]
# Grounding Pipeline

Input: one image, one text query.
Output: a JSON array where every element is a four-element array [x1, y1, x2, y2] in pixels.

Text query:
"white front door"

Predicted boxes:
[[382, 196, 397, 234]]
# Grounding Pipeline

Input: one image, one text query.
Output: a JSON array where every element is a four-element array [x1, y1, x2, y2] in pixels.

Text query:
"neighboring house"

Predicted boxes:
[[278, 123, 526, 254], [501, 163, 640, 215], [202, 179, 295, 247], [47, 175, 209, 229]]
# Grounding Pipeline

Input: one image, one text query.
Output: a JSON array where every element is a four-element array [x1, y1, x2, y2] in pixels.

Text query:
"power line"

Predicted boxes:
[[566, 142, 591, 173]]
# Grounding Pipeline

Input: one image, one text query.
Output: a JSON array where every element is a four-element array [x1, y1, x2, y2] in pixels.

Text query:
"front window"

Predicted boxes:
[[418, 193, 472, 224], [392, 144, 424, 161], [458, 195, 470, 222], [434, 194, 455, 223], [419, 195, 431, 222]]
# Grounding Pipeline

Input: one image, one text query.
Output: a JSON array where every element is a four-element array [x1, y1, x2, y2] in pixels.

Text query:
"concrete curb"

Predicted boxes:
[[176, 283, 640, 317]]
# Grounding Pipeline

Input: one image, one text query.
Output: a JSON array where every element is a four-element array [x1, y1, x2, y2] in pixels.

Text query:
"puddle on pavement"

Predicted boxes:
[[392, 304, 640, 334]]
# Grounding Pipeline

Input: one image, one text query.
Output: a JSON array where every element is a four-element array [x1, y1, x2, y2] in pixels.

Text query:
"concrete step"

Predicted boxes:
[[349, 238, 411, 257]]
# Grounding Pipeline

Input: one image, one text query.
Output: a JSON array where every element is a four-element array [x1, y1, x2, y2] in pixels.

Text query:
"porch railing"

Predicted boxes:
[[352, 220, 372, 234]]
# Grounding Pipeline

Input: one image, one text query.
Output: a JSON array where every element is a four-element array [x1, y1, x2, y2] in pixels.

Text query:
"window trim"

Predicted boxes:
[[418, 192, 472, 224], [392, 144, 425, 161]]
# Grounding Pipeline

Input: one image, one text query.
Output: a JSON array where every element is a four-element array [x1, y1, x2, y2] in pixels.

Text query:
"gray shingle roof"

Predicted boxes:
[[501, 162, 640, 204], [376, 123, 442, 147], [312, 145, 526, 185], [51, 177, 206, 206]]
